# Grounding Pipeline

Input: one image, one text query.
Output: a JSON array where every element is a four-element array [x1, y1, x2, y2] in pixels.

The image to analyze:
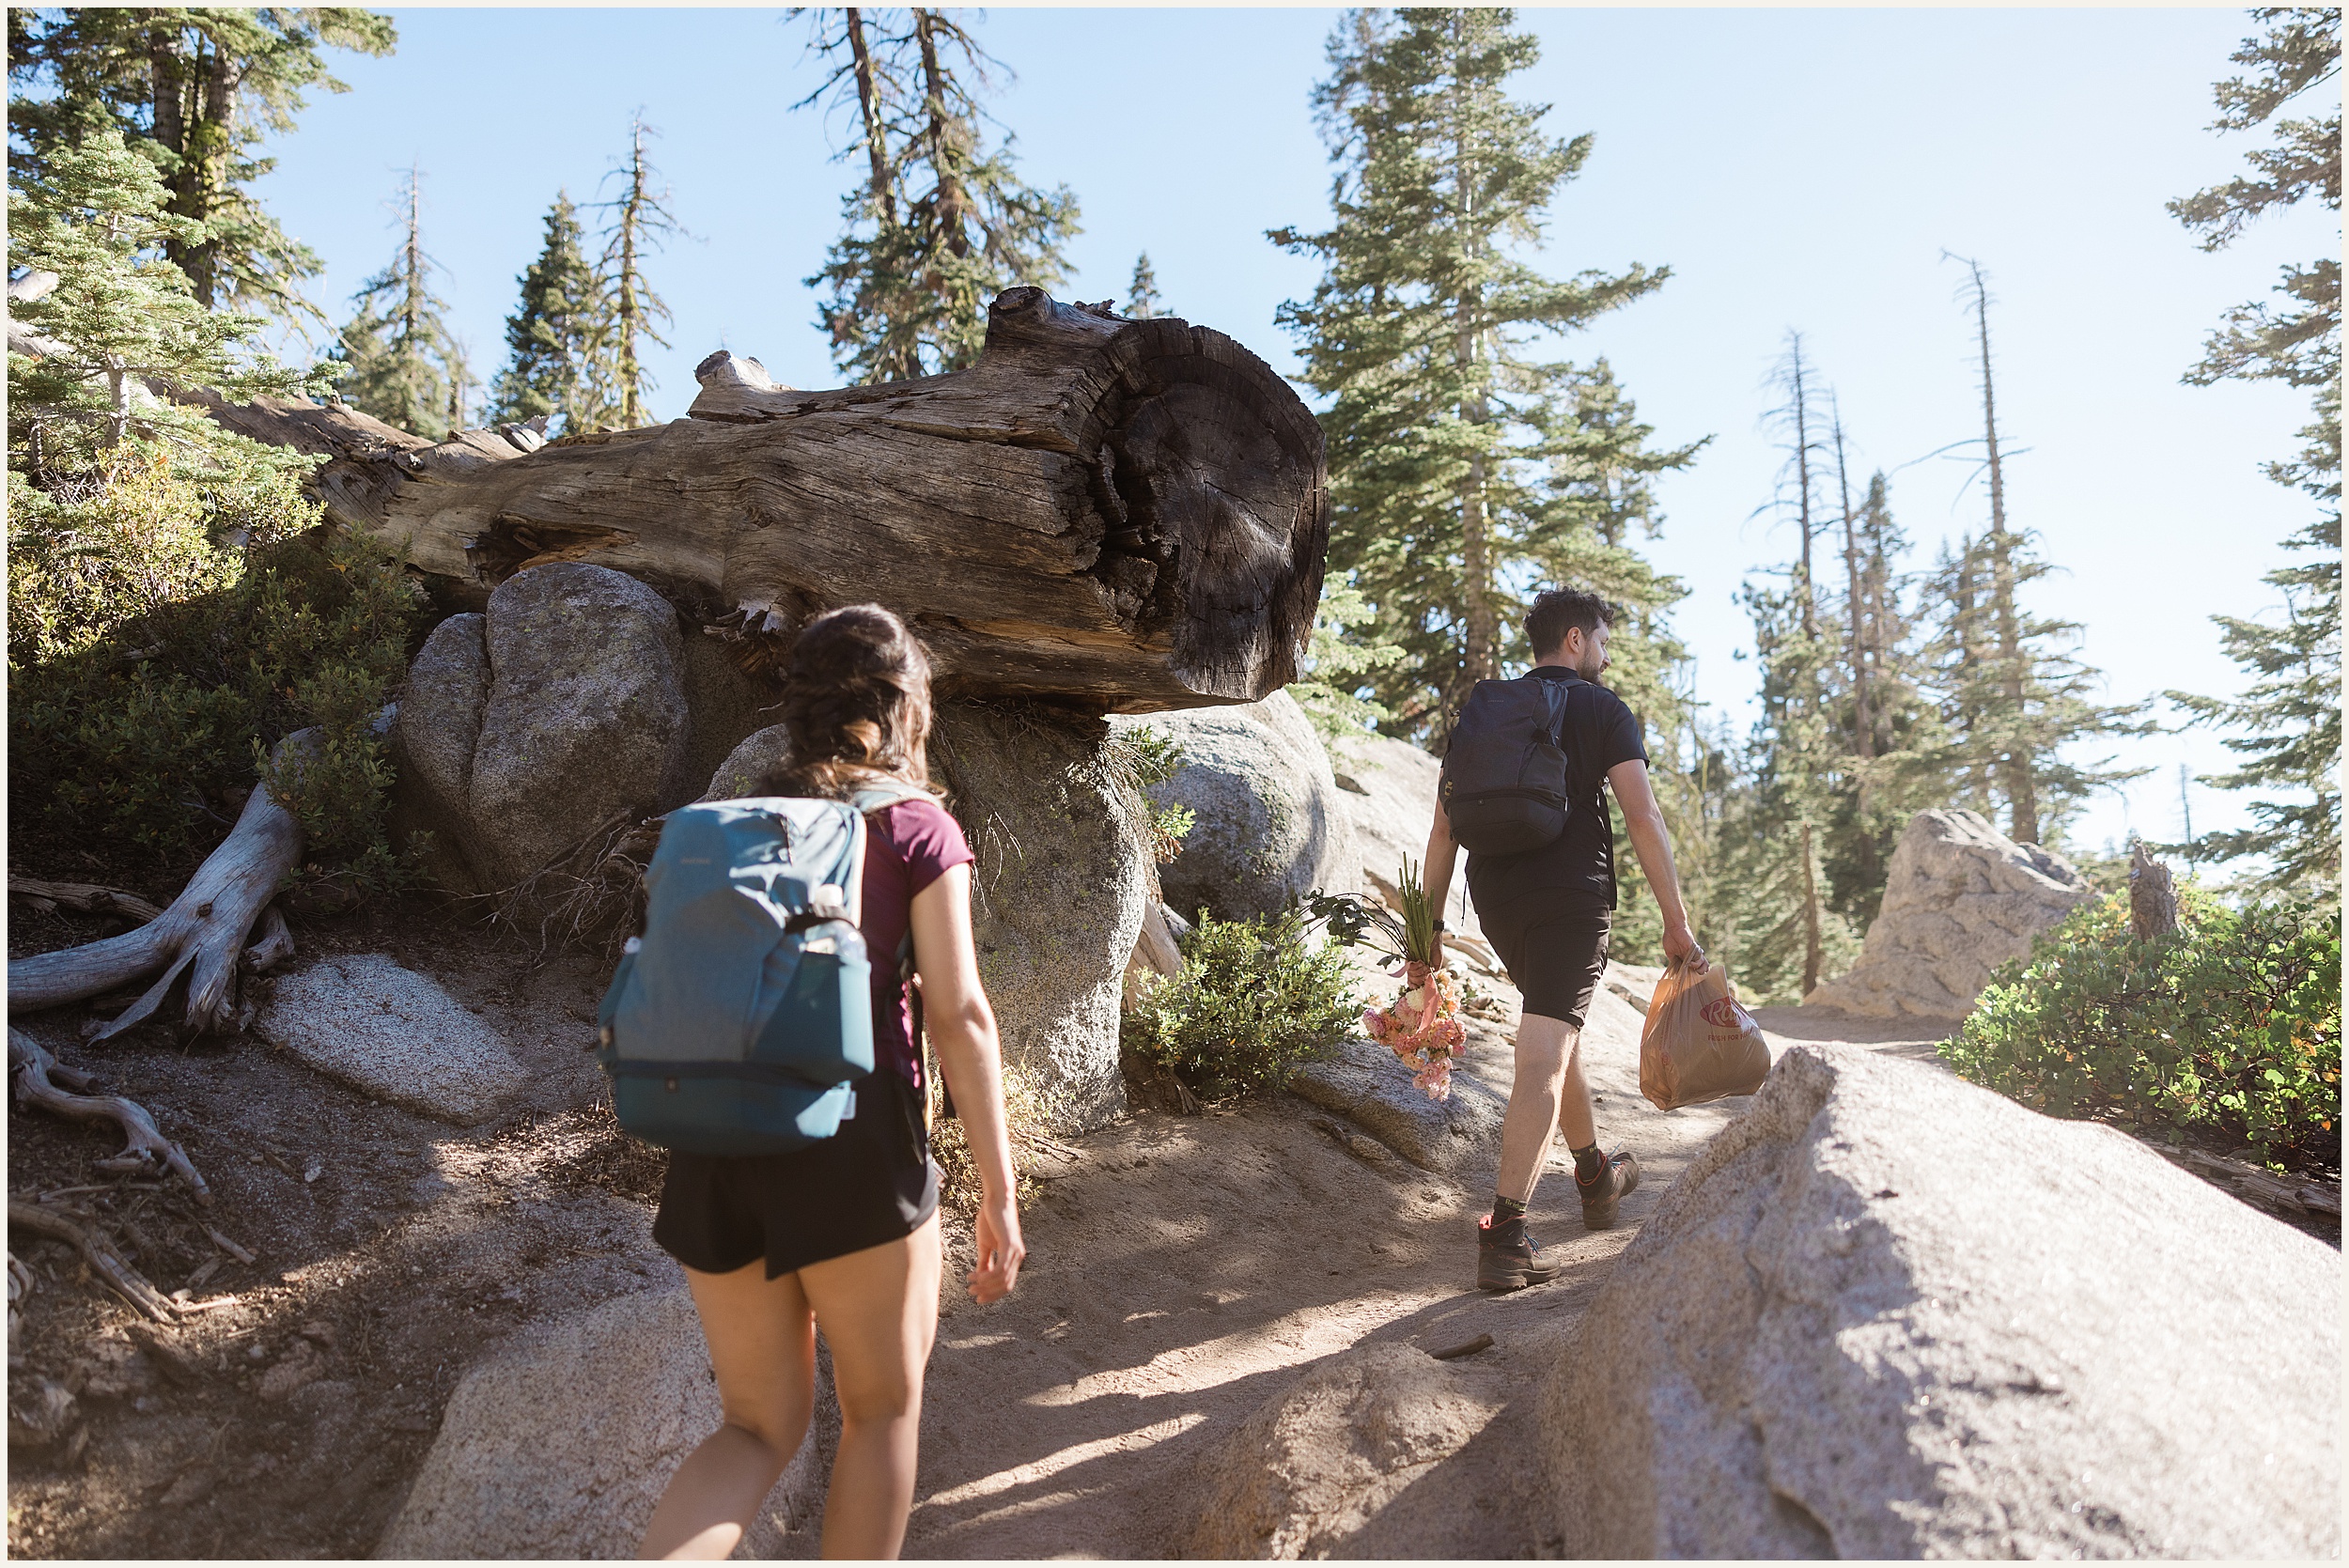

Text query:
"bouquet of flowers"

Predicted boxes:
[[1306, 860, 1468, 1101]]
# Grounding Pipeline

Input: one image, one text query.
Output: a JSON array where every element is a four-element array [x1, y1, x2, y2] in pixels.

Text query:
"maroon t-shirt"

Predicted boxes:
[[860, 797, 975, 1088]]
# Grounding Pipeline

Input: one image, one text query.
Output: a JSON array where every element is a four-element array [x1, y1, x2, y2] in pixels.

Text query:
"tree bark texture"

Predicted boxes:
[[7, 732, 311, 1035], [227, 287, 1327, 712], [2129, 842, 2179, 942]]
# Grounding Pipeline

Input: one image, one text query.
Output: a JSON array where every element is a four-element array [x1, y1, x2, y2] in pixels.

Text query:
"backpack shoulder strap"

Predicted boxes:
[[848, 778, 932, 815], [1535, 673, 1569, 746]]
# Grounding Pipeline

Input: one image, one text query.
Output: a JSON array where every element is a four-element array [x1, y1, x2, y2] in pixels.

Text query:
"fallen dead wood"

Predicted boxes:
[[8, 1030, 210, 1202], [8, 877, 166, 924], [7, 1200, 178, 1324], [198, 287, 1330, 712], [7, 729, 311, 1036], [2152, 1141, 2341, 1220]]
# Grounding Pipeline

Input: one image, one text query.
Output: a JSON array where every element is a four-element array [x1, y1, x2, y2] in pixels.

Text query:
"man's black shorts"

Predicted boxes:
[[1481, 904, 1612, 1029]]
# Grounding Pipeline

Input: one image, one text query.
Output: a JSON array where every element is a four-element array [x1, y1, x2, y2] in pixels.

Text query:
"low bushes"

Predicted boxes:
[[10, 495, 427, 892], [1122, 908, 1359, 1104], [1939, 888, 2341, 1173]]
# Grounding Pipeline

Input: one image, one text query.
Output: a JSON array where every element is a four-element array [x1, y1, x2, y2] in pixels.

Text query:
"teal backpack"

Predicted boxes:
[[596, 781, 927, 1157]]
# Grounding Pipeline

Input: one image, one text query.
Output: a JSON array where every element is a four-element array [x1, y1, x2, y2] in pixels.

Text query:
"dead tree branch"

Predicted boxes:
[[9, 1030, 210, 1203]]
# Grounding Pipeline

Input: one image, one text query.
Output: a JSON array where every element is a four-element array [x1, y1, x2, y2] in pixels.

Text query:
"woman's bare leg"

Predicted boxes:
[[800, 1216, 943, 1560], [640, 1262, 818, 1560]]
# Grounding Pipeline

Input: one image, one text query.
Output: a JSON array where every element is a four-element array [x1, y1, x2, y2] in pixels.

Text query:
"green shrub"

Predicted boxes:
[[10, 506, 427, 888], [1121, 908, 1360, 1103], [1939, 889, 2342, 1172]]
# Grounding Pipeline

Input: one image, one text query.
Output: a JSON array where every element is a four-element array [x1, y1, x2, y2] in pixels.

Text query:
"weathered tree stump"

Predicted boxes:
[[2129, 841, 2178, 941], [7, 731, 312, 1035]]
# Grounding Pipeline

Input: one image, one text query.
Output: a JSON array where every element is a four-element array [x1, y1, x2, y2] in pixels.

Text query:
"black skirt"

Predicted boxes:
[[652, 1067, 941, 1279]]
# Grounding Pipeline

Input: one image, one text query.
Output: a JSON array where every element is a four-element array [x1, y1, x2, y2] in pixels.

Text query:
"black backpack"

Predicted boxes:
[[1439, 675, 1583, 856]]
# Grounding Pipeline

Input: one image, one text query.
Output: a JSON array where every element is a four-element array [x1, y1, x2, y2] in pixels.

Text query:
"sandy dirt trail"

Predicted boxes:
[[898, 977, 1955, 1558]]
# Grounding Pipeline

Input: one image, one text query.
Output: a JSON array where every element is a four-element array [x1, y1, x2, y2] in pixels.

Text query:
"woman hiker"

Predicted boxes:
[[639, 604, 1025, 1560]]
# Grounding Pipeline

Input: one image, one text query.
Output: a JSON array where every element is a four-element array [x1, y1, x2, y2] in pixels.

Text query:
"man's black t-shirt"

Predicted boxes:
[[1460, 666, 1648, 921]]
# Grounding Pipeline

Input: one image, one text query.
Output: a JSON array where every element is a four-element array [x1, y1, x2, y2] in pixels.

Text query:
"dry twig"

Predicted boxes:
[[7, 1200, 177, 1323], [8, 877, 166, 924], [9, 1029, 210, 1202]]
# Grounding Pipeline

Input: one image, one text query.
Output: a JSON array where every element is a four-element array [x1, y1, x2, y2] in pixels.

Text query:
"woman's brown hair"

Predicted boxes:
[[755, 604, 939, 800]]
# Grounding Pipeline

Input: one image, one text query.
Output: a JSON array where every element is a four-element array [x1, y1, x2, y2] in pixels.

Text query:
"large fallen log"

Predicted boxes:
[[207, 287, 1330, 712]]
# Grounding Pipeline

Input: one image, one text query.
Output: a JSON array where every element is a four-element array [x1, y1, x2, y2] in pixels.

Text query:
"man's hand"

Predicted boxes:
[[1428, 931, 1447, 971], [1663, 919, 1703, 971]]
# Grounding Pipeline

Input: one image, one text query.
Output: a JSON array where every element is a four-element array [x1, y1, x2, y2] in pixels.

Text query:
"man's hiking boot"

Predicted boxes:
[[1477, 1213, 1567, 1292], [1577, 1149, 1641, 1230]]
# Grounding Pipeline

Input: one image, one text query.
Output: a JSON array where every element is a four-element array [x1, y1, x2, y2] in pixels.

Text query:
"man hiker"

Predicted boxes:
[[1422, 587, 1703, 1292]]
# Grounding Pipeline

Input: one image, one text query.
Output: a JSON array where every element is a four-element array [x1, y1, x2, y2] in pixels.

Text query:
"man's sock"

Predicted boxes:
[[1490, 1194, 1528, 1227], [1571, 1142, 1605, 1182]]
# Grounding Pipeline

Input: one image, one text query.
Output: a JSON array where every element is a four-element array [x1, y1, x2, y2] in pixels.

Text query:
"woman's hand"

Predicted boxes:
[[968, 1192, 1024, 1303]]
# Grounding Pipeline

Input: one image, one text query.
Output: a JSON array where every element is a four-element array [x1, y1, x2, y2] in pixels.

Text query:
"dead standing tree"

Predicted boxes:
[[8, 287, 1328, 1047]]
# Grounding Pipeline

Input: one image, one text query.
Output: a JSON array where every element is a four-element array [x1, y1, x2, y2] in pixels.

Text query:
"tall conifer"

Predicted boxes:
[[1126, 252, 1161, 319], [329, 165, 462, 440], [1917, 258, 2150, 846], [593, 115, 683, 428], [798, 8, 1080, 383], [490, 192, 609, 434], [2165, 7, 2341, 889], [1272, 8, 1697, 737], [9, 8, 395, 334]]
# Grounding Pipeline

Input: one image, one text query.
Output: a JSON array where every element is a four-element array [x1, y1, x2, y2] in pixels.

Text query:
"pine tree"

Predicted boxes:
[[798, 8, 1081, 383], [9, 8, 396, 334], [1731, 334, 1849, 996], [1820, 466, 1942, 919], [2164, 7, 2341, 890], [594, 114, 682, 427], [490, 192, 610, 434], [1910, 256, 2153, 848], [329, 165, 462, 440], [1271, 8, 1698, 737], [8, 125, 320, 668], [8, 126, 309, 463], [1126, 251, 1161, 319]]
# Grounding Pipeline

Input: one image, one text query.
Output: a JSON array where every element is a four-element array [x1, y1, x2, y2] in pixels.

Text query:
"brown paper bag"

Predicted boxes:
[[1639, 957, 1772, 1110]]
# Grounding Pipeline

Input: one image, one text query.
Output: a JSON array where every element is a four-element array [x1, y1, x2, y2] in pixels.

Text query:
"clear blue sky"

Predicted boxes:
[[251, 7, 2337, 862]]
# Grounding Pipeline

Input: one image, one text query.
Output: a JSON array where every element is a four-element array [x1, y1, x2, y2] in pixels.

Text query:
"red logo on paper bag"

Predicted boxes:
[[1700, 996, 1746, 1031]]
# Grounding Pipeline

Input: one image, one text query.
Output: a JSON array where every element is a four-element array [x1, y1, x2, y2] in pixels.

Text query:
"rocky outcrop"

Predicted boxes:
[[1807, 809, 2092, 1017], [1544, 1042, 2341, 1560], [1111, 691, 1351, 924], [708, 702, 1148, 1133], [932, 704, 1146, 1133], [390, 563, 693, 894], [1187, 1342, 1507, 1559], [379, 1286, 835, 1559], [1324, 729, 1487, 944], [1286, 1036, 1508, 1173], [256, 955, 525, 1124]]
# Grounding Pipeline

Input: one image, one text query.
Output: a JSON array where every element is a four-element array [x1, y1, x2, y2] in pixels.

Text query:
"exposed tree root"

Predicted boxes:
[[9, 1030, 210, 1203], [7, 1200, 178, 1323], [7, 729, 313, 1038]]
